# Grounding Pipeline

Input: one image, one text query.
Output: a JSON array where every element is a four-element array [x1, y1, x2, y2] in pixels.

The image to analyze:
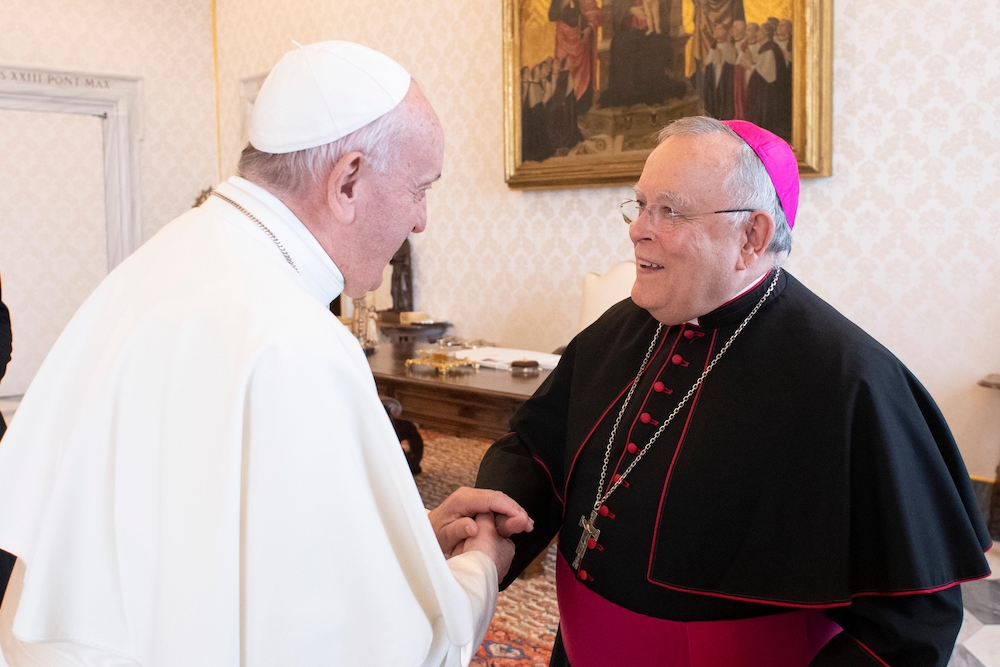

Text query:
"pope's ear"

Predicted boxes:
[[326, 151, 364, 224], [737, 210, 775, 269]]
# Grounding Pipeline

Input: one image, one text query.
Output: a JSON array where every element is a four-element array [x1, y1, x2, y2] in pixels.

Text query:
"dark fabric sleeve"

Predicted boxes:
[[0, 550, 13, 607], [476, 340, 580, 589], [1, 276, 17, 597], [811, 587, 964, 667], [0, 276, 11, 381], [476, 433, 565, 590], [842, 364, 991, 595]]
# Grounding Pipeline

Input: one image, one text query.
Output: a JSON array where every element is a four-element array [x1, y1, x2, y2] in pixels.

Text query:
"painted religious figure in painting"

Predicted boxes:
[[522, 0, 603, 162], [690, 0, 792, 140], [519, 0, 793, 165]]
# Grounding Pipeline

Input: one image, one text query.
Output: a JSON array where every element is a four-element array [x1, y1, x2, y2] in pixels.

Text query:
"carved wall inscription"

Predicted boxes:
[[0, 68, 112, 89]]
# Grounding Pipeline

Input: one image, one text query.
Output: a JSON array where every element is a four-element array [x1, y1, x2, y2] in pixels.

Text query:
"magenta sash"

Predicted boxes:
[[556, 554, 842, 667]]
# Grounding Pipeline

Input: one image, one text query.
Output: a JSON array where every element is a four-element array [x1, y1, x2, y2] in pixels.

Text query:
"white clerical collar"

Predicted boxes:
[[730, 271, 770, 301], [218, 176, 345, 306], [689, 271, 771, 327]]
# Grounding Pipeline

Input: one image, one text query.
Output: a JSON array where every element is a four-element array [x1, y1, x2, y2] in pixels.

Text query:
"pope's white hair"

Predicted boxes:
[[657, 116, 793, 260], [238, 99, 418, 197]]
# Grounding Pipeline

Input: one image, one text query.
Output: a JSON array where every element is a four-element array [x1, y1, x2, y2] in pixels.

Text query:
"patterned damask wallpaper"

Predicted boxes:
[[0, 0, 218, 400], [216, 0, 1000, 475], [0, 0, 219, 259], [0, 111, 107, 396], [0, 0, 996, 474]]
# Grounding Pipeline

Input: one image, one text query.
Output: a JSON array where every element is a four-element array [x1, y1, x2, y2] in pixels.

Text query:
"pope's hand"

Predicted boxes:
[[457, 512, 516, 581], [430, 487, 533, 556]]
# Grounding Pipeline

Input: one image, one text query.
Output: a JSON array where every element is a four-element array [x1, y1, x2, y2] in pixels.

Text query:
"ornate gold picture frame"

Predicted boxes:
[[503, 0, 832, 189]]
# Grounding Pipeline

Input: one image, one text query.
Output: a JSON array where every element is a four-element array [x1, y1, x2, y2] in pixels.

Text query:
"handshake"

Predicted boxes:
[[428, 487, 535, 580]]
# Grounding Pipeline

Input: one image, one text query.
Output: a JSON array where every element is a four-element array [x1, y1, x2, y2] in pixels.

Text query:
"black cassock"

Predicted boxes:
[[0, 277, 12, 603], [0, 275, 9, 439], [477, 270, 990, 667]]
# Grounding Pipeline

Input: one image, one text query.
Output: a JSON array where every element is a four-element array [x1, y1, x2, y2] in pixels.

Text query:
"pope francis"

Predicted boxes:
[[0, 41, 531, 666]]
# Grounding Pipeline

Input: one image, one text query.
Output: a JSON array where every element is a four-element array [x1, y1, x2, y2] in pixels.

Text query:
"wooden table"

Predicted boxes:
[[368, 343, 551, 443], [370, 343, 556, 576]]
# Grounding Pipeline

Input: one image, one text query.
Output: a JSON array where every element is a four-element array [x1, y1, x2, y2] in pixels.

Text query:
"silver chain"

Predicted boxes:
[[592, 269, 782, 512], [210, 191, 299, 273]]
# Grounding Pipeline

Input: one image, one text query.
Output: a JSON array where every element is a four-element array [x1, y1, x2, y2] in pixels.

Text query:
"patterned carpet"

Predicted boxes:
[[414, 431, 559, 667], [413, 430, 1000, 666]]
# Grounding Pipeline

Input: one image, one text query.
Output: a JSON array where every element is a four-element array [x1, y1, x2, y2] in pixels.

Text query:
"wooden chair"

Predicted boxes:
[[554, 261, 636, 355], [578, 260, 636, 333]]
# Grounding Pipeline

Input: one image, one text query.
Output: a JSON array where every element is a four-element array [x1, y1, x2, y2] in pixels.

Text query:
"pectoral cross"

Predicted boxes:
[[573, 508, 601, 569]]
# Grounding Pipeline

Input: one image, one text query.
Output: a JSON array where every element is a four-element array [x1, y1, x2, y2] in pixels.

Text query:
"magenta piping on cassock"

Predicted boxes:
[[562, 331, 670, 501], [531, 455, 565, 506]]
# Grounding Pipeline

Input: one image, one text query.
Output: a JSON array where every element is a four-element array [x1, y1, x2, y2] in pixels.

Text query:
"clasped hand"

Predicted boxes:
[[429, 487, 534, 581]]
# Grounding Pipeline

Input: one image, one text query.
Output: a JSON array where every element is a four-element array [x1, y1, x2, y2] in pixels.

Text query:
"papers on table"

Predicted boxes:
[[460, 347, 561, 371]]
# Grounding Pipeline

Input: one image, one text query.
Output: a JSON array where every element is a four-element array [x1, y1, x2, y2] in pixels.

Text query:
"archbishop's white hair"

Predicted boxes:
[[657, 116, 792, 260]]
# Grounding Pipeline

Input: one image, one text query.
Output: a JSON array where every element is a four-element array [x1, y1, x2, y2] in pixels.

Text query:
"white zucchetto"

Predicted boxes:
[[250, 41, 411, 154]]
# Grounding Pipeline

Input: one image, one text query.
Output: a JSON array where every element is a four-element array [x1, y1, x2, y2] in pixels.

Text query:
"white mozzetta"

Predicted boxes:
[[0, 178, 494, 666]]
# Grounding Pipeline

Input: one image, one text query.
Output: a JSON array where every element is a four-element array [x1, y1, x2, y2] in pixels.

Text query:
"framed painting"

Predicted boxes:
[[503, 0, 832, 189]]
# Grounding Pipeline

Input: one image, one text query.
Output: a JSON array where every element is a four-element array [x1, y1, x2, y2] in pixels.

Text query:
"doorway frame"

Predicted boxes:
[[0, 65, 142, 270]]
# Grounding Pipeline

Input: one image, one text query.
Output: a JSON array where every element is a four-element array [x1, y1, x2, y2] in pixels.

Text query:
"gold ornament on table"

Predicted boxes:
[[405, 349, 480, 375]]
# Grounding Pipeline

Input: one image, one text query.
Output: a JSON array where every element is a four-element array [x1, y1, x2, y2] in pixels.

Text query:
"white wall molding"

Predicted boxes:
[[0, 65, 142, 270], [239, 72, 267, 148]]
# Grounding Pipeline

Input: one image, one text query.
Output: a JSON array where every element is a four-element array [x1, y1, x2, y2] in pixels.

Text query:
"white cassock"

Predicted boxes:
[[0, 177, 497, 666]]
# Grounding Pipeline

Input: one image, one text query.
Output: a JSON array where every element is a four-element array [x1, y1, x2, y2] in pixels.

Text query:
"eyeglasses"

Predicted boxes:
[[620, 199, 756, 226]]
